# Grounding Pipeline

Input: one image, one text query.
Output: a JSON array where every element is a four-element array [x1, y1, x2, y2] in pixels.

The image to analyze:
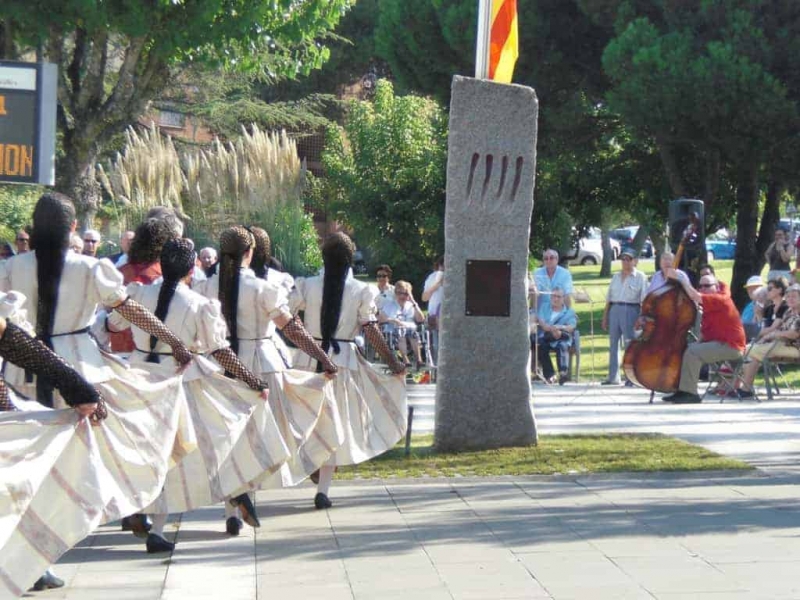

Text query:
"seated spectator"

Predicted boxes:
[[199, 246, 218, 277], [379, 280, 425, 368], [533, 286, 577, 385], [741, 276, 764, 326], [759, 277, 789, 337], [735, 284, 800, 398], [374, 264, 395, 311], [69, 233, 83, 253], [0, 242, 14, 260]]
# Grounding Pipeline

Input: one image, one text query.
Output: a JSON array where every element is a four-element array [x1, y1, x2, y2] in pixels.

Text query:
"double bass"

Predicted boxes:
[[623, 216, 699, 393]]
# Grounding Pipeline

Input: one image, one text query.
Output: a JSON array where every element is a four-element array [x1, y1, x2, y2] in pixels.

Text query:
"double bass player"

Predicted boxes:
[[661, 271, 746, 404]]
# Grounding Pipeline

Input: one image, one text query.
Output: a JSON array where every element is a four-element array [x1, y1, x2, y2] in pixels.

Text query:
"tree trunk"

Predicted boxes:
[[56, 150, 102, 229], [655, 134, 687, 197], [600, 229, 613, 277], [758, 178, 782, 258], [731, 161, 761, 310]]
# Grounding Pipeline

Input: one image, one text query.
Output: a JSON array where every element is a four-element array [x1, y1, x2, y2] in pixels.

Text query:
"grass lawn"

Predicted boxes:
[[337, 433, 750, 479]]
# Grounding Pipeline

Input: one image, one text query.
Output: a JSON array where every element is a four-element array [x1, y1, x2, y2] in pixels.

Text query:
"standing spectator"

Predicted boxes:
[[374, 264, 395, 311], [82, 229, 101, 257], [601, 250, 648, 385], [422, 256, 444, 363], [379, 280, 426, 369], [199, 247, 219, 277], [766, 226, 792, 281], [15, 230, 29, 254], [531, 249, 573, 321]]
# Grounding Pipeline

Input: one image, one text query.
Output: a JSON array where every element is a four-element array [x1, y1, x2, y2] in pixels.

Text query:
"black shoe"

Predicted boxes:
[[624, 380, 635, 388], [662, 393, 678, 402], [601, 380, 621, 386], [31, 570, 64, 591], [314, 492, 332, 510], [737, 389, 755, 399], [670, 392, 702, 404], [226, 516, 243, 536], [146, 533, 175, 554], [122, 513, 152, 538], [558, 372, 570, 386], [230, 494, 260, 528]]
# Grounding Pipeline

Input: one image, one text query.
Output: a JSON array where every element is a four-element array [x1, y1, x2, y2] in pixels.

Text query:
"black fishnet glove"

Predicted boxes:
[[0, 322, 103, 408], [212, 347, 268, 391], [114, 298, 192, 365], [281, 316, 338, 374], [0, 378, 13, 411], [363, 322, 406, 374]]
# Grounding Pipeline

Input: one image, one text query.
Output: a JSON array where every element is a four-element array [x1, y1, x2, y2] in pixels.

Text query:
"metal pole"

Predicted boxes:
[[404, 405, 414, 457], [475, 0, 492, 79]]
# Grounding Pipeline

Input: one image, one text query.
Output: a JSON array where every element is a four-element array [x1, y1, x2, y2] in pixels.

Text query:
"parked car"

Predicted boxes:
[[565, 228, 621, 266], [610, 226, 654, 258], [706, 233, 736, 260]]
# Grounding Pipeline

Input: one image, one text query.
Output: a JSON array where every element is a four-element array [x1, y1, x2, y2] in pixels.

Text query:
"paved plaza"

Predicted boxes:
[[31, 384, 800, 599]]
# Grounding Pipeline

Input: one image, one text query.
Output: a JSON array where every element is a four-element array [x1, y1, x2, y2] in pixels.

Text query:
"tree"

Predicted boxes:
[[599, 1, 800, 306], [322, 80, 447, 286], [0, 0, 353, 226]]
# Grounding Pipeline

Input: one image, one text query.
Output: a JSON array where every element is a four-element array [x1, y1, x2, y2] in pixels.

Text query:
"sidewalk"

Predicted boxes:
[[34, 383, 800, 599]]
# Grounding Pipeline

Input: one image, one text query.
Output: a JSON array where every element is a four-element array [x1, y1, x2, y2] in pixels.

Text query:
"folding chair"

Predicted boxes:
[[761, 340, 800, 401], [706, 324, 761, 403]]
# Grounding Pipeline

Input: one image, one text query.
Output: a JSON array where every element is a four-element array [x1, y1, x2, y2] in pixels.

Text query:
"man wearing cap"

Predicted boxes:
[[662, 271, 746, 403], [82, 229, 102, 257], [601, 250, 649, 385]]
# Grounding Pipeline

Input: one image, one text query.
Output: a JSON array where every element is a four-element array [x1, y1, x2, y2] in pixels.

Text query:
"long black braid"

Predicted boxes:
[[127, 218, 176, 265], [318, 232, 355, 372], [146, 238, 196, 363], [247, 226, 271, 280], [30, 192, 76, 406], [218, 226, 254, 357]]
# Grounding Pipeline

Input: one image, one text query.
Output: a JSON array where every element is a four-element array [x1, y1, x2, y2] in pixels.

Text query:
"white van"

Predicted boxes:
[[565, 228, 620, 266]]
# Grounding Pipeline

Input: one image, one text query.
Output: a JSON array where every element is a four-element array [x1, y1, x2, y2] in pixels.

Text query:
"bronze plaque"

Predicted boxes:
[[465, 259, 511, 317]]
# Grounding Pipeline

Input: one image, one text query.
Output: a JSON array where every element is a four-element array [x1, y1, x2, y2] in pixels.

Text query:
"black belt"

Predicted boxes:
[[313, 337, 354, 344], [239, 335, 273, 341], [51, 326, 91, 338], [610, 302, 640, 307], [135, 347, 173, 356]]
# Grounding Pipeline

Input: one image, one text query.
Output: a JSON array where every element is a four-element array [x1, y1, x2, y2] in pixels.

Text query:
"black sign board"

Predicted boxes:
[[465, 259, 512, 317], [0, 61, 57, 185]]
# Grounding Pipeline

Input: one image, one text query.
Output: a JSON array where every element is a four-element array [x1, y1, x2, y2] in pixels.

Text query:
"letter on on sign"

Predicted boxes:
[[0, 95, 6, 116]]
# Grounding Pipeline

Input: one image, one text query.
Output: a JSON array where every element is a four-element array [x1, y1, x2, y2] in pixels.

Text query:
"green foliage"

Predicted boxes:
[[0, 185, 40, 243], [266, 204, 323, 276], [322, 80, 447, 285]]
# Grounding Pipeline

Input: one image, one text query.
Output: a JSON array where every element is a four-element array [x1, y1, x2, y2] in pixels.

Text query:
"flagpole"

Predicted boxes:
[[475, 0, 492, 79]]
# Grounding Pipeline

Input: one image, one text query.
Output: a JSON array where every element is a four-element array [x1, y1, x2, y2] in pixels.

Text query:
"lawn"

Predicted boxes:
[[338, 433, 750, 479]]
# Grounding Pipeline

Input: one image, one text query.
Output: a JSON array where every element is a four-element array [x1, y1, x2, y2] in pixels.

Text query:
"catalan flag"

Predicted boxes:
[[489, 0, 518, 83]]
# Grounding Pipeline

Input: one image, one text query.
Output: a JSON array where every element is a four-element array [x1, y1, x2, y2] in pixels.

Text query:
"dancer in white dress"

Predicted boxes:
[[195, 226, 344, 531], [290, 232, 407, 509], [108, 239, 290, 547], [0, 193, 196, 597]]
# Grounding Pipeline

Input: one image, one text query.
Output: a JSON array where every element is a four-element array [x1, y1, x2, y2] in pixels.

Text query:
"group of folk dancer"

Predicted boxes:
[[0, 192, 408, 597]]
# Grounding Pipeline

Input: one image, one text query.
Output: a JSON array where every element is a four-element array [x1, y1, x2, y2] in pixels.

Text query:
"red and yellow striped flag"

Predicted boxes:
[[489, 0, 518, 83]]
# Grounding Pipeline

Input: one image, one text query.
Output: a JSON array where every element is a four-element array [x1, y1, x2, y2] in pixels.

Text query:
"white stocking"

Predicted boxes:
[[224, 501, 240, 520], [317, 464, 335, 497], [150, 513, 168, 538]]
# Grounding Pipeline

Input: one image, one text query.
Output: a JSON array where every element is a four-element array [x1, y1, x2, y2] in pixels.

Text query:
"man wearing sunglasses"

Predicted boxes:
[[601, 250, 649, 385], [374, 264, 395, 311], [531, 249, 573, 322], [661, 272, 746, 404]]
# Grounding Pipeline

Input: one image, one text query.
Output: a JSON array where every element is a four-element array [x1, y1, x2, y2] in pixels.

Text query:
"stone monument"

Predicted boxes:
[[434, 76, 538, 451]]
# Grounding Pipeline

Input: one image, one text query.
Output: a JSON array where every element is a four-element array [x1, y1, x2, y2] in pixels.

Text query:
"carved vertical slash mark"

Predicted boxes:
[[481, 154, 493, 199], [466, 153, 480, 197], [510, 156, 524, 202], [496, 155, 508, 198]]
